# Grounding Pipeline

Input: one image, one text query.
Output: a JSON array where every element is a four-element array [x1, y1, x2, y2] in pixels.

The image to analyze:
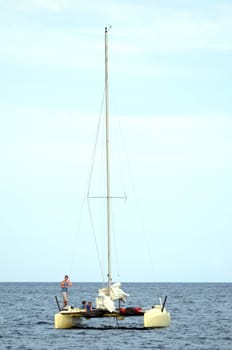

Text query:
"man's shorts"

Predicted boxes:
[[62, 292, 68, 301]]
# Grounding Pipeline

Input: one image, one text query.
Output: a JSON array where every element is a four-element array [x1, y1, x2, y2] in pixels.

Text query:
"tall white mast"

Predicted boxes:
[[105, 26, 111, 295]]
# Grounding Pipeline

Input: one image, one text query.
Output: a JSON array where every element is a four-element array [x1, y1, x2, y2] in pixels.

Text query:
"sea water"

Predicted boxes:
[[0, 282, 231, 349]]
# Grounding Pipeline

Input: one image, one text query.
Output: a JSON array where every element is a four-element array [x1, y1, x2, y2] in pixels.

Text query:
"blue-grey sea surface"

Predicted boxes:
[[0, 282, 231, 349]]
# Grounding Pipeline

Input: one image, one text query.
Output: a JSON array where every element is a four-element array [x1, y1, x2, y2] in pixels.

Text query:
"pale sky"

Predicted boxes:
[[0, 0, 231, 283]]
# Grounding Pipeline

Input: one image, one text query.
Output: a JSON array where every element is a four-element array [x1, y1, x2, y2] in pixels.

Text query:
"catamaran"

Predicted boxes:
[[54, 26, 171, 329]]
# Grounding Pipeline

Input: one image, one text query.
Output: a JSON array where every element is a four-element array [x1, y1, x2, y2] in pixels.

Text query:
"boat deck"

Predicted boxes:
[[60, 307, 145, 319]]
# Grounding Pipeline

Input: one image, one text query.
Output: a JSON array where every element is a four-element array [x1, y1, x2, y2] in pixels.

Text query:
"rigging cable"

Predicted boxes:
[[117, 116, 157, 282], [87, 90, 105, 196], [87, 199, 105, 282], [87, 89, 106, 283], [111, 206, 121, 282], [69, 187, 87, 276], [69, 89, 106, 280]]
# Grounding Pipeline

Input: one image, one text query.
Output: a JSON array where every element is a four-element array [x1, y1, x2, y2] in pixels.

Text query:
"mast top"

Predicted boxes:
[[105, 25, 112, 33]]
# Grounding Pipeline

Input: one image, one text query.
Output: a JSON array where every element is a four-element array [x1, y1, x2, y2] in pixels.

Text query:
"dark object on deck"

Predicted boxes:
[[84, 309, 106, 319], [161, 296, 168, 312], [55, 296, 61, 311], [119, 307, 144, 316]]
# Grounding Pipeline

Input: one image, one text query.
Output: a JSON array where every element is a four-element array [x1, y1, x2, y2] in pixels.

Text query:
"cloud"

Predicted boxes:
[[4, 0, 71, 11], [119, 5, 232, 51], [1, 1, 232, 69], [116, 113, 232, 177], [1, 105, 230, 173], [0, 29, 103, 66]]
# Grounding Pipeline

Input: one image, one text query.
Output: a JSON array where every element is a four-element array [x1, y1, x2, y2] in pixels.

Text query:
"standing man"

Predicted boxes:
[[60, 275, 72, 308]]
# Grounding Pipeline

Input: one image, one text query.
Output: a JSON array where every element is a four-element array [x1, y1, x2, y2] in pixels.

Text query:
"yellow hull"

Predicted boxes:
[[54, 310, 84, 329], [54, 305, 170, 329], [144, 305, 171, 328]]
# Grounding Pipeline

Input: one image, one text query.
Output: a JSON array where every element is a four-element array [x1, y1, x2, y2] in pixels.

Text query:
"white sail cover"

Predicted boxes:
[[96, 282, 129, 312]]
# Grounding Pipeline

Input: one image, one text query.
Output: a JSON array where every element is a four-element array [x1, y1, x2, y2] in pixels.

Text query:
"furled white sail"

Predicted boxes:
[[96, 282, 129, 312]]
